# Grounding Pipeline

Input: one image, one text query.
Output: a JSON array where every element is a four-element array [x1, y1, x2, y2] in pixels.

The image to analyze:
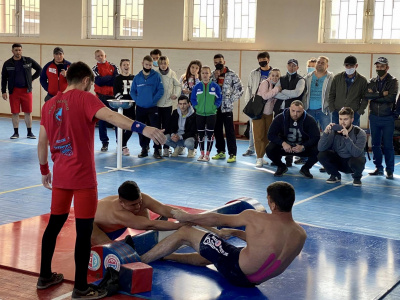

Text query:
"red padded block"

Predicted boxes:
[[88, 245, 104, 279], [119, 262, 153, 294]]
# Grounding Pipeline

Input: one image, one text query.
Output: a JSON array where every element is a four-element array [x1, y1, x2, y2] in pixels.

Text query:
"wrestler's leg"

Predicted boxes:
[[91, 222, 112, 246], [163, 252, 211, 266], [141, 225, 207, 264]]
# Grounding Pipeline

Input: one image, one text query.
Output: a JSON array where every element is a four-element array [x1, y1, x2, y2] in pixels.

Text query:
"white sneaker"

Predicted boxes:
[[178, 147, 186, 155], [163, 148, 169, 157], [197, 154, 204, 161], [262, 159, 269, 165], [255, 158, 263, 168], [171, 148, 180, 157], [187, 149, 195, 158], [122, 147, 130, 156]]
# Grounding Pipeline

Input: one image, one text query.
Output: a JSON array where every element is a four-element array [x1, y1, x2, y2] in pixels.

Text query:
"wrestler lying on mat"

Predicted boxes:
[[140, 181, 307, 287]]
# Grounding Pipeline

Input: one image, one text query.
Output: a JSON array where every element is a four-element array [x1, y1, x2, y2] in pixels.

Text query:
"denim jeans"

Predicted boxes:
[[369, 114, 395, 173], [332, 110, 360, 126], [165, 134, 195, 150], [307, 109, 332, 131]]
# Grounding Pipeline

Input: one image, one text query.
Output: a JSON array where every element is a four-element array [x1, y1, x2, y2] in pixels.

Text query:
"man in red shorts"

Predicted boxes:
[[1, 43, 42, 139], [37, 61, 165, 299]]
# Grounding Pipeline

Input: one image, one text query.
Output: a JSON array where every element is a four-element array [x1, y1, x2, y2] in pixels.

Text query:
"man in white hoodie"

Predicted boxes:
[[165, 95, 197, 158]]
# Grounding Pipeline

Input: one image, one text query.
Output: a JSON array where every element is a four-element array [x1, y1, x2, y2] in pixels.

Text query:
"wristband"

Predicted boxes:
[[40, 162, 50, 175], [131, 121, 146, 134]]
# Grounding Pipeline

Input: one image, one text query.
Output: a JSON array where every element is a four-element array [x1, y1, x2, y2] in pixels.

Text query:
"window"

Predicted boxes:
[[0, 0, 40, 36], [87, 0, 143, 39], [187, 0, 257, 42], [320, 0, 400, 43]]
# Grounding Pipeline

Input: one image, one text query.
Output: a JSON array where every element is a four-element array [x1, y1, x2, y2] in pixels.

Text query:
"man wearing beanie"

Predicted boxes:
[[328, 55, 368, 126]]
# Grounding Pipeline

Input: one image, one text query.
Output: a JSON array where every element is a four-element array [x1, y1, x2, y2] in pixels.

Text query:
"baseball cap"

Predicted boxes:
[[374, 57, 388, 65], [287, 59, 298, 66], [344, 55, 357, 65], [53, 47, 64, 54]]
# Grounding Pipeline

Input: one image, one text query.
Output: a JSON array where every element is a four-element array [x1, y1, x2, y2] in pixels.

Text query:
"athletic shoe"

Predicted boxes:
[[138, 149, 148, 158], [227, 155, 236, 163], [299, 167, 313, 179], [163, 148, 170, 157], [187, 149, 195, 158], [37, 272, 64, 289], [294, 157, 307, 165], [122, 147, 130, 156], [203, 155, 210, 161], [255, 158, 263, 168], [171, 147, 180, 157], [386, 172, 394, 179], [212, 152, 226, 160], [100, 143, 108, 152], [153, 151, 163, 159], [242, 149, 255, 156], [10, 133, 19, 139], [27, 132, 36, 139], [353, 178, 362, 186], [369, 169, 384, 176], [178, 147, 186, 155], [326, 175, 341, 183], [71, 284, 107, 300], [274, 166, 288, 177], [197, 154, 204, 161], [262, 159, 269, 165]]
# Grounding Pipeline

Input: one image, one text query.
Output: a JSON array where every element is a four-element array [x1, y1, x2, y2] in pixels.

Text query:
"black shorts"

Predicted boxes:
[[199, 233, 255, 287]]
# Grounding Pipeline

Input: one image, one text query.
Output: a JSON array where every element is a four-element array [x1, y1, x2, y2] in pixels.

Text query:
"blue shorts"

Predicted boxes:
[[199, 233, 255, 287], [105, 227, 127, 240]]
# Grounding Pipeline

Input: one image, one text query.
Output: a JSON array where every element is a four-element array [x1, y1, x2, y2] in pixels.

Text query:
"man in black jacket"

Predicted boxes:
[[1, 43, 42, 139], [365, 57, 398, 179], [266, 100, 320, 178], [165, 95, 197, 158]]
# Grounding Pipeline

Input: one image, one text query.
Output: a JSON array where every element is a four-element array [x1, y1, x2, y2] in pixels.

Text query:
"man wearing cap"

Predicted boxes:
[[273, 59, 306, 167], [40, 47, 71, 102], [365, 57, 398, 179], [1, 43, 42, 139], [328, 55, 368, 126]]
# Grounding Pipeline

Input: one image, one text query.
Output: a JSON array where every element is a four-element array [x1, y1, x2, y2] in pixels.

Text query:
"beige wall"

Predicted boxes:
[[0, 0, 399, 128]]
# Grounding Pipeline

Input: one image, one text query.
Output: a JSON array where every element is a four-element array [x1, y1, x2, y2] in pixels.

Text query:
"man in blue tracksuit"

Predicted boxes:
[[130, 55, 164, 159]]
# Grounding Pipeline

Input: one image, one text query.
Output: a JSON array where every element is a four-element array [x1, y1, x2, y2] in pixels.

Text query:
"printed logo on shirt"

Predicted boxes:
[[54, 137, 73, 156], [49, 67, 57, 74], [203, 234, 228, 257], [122, 79, 132, 95], [211, 87, 215, 91]]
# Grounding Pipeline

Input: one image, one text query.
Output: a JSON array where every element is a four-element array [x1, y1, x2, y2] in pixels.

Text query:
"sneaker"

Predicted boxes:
[[178, 147, 186, 155], [255, 158, 263, 168], [10, 133, 19, 139], [138, 149, 148, 158], [353, 178, 362, 186], [242, 149, 255, 156], [27, 132, 36, 139], [100, 143, 108, 152], [227, 155, 236, 163], [369, 169, 384, 176], [294, 157, 307, 165], [326, 175, 341, 183], [203, 155, 210, 161], [299, 167, 313, 179], [197, 154, 204, 161], [153, 151, 163, 159], [319, 167, 326, 173], [262, 159, 269, 165], [163, 148, 170, 157], [37, 272, 64, 289], [386, 172, 394, 179], [212, 152, 226, 160], [71, 284, 107, 300], [187, 149, 195, 158], [171, 147, 180, 157], [274, 166, 288, 177], [122, 147, 130, 156]]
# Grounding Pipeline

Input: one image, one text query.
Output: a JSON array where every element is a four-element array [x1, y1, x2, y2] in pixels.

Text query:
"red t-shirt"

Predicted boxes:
[[40, 90, 105, 189]]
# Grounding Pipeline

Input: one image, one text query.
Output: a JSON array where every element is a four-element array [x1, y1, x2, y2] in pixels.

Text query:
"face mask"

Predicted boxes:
[[153, 61, 158, 67], [376, 70, 387, 77], [215, 63, 224, 70], [307, 67, 315, 73], [345, 68, 356, 75], [143, 67, 151, 73], [287, 71, 297, 76], [259, 61, 268, 68]]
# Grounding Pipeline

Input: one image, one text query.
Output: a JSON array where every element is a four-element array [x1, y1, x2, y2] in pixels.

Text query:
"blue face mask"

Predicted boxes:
[[307, 67, 315, 73], [153, 61, 158, 67], [287, 71, 297, 76]]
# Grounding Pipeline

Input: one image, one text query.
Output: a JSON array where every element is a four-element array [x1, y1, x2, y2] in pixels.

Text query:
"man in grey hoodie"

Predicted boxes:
[[165, 95, 197, 158]]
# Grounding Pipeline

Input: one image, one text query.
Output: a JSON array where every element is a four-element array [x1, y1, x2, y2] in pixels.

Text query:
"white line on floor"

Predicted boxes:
[[51, 292, 72, 300]]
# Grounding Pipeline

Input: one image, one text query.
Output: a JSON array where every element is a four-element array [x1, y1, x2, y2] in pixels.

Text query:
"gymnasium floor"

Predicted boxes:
[[0, 116, 399, 300]]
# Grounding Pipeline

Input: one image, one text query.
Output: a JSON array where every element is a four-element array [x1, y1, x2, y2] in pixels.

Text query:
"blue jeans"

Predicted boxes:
[[307, 109, 332, 131], [369, 114, 395, 173], [97, 94, 115, 143], [332, 110, 360, 126], [165, 134, 195, 150]]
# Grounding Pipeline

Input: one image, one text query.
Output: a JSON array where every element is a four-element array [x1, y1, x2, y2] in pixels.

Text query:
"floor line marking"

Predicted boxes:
[[51, 292, 72, 300], [0, 184, 42, 195], [294, 183, 348, 206]]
